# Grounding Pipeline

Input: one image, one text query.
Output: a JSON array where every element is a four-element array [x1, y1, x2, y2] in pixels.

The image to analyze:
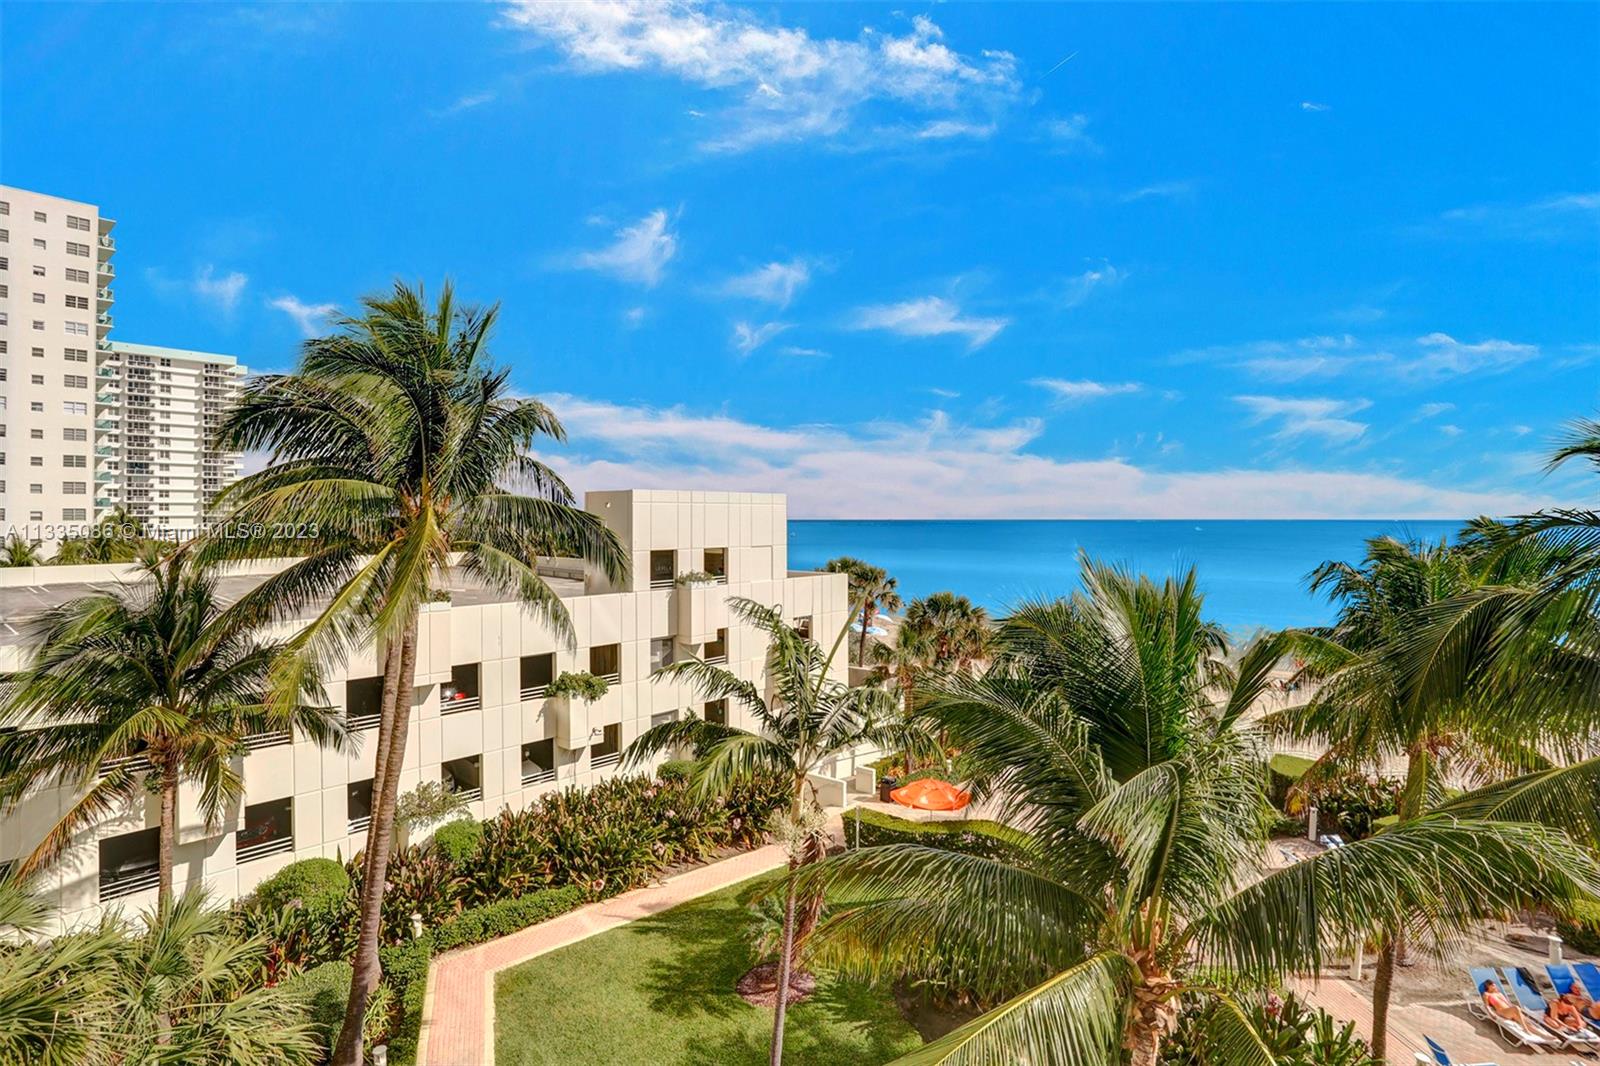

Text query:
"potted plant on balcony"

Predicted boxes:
[[674, 570, 717, 587], [546, 671, 612, 750], [546, 671, 609, 702]]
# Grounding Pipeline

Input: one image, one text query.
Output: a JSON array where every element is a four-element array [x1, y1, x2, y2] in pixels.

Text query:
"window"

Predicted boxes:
[[347, 779, 374, 832], [649, 549, 676, 590], [521, 739, 557, 786], [29, 374, 42, 386], [345, 676, 383, 730], [63, 482, 86, 495], [0, 201, 7, 215], [440, 663, 480, 714], [100, 828, 162, 900], [65, 321, 89, 336], [63, 402, 86, 415], [30, 347, 41, 358], [589, 643, 621, 683], [28, 484, 41, 494], [0, 285, 6, 297], [703, 628, 728, 664], [519, 652, 555, 699], [66, 241, 89, 257], [64, 295, 88, 310], [63, 427, 86, 441], [67, 215, 90, 231], [64, 374, 86, 389], [704, 548, 727, 582], [32, 239, 45, 250], [794, 615, 812, 639], [0, 229, 7, 242], [441, 755, 483, 802], [589, 723, 622, 769], [649, 636, 674, 672], [63, 455, 85, 468], [704, 699, 728, 726], [29, 456, 40, 465], [64, 348, 87, 362], [649, 709, 678, 729], [65, 267, 88, 283], [62, 508, 85, 521], [237, 798, 293, 862], [32, 211, 46, 223], [0, 258, 6, 270]]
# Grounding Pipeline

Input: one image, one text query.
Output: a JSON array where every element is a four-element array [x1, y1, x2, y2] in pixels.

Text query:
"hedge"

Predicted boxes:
[[1559, 899, 1600, 957], [1268, 754, 1315, 809], [255, 857, 350, 914], [430, 818, 483, 865], [844, 807, 1030, 860], [282, 959, 352, 1051], [657, 759, 698, 783]]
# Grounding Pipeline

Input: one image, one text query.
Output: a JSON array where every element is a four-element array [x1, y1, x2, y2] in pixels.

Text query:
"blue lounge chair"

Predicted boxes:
[[1467, 967, 1558, 1049], [1503, 966, 1600, 1051], [1577, 962, 1600, 1003], [1419, 1035, 1498, 1066], [1547, 963, 1600, 1035]]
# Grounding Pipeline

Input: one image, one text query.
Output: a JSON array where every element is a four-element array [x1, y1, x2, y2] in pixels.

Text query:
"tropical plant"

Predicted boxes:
[[46, 505, 155, 565], [0, 534, 43, 567], [394, 779, 470, 834], [624, 596, 901, 1065], [546, 670, 610, 702], [0, 878, 122, 1065], [824, 556, 903, 665], [202, 279, 628, 1064], [801, 559, 1600, 1066], [0, 549, 343, 902], [904, 590, 992, 674], [675, 569, 717, 586]]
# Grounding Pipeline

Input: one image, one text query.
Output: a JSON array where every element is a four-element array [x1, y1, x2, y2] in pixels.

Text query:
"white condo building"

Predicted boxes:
[[0, 490, 857, 928], [0, 185, 245, 538]]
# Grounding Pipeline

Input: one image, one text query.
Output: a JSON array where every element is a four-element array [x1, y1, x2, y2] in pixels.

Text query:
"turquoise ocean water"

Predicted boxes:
[[787, 519, 1464, 633]]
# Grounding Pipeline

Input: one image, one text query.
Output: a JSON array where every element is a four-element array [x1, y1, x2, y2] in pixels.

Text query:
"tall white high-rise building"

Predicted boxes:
[[0, 185, 245, 539]]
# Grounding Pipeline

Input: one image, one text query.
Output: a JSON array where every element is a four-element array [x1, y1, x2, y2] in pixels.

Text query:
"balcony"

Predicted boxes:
[[236, 835, 293, 863], [96, 337, 113, 351], [95, 497, 113, 507], [96, 313, 113, 333], [97, 260, 115, 278], [94, 472, 116, 483], [521, 740, 557, 786], [520, 652, 555, 702], [99, 828, 159, 902], [98, 234, 116, 253], [100, 865, 160, 901], [95, 419, 118, 429], [442, 755, 483, 804], [243, 728, 291, 751], [97, 366, 118, 378], [440, 664, 480, 715], [97, 286, 114, 305], [676, 583, 730, 645]]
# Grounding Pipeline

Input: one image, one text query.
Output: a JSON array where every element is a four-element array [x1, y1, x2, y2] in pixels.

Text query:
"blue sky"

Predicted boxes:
[[5, 2, 1598, 518]]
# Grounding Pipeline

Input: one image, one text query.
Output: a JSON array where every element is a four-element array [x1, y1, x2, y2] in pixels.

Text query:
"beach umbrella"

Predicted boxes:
[[890, 778, 971, 819]]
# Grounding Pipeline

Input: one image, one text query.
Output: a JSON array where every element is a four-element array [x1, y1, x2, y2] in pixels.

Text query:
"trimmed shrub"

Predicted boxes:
[[657, 759, 698, 783], [430, 885, 586, 953], [1268, 753, 1315, 808], [431, 818, 483, 865], [282, 959, 351, 1051], [547, 671, 609, 701], [255, 857, 350, 914], [379, 940, 433, 1066], [844, 807, 1029, 860]]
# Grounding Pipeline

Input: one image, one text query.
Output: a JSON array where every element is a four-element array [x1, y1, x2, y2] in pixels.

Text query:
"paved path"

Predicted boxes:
[[419, 844, 792, 1066]]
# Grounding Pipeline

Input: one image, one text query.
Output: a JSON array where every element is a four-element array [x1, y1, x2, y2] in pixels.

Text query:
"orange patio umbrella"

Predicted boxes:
[[889, 778, 971, 814]]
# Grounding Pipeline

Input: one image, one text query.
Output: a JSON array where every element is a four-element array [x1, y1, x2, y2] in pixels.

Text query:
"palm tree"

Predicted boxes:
[[870, 623, 936, 772], [624, 597, 900, 1066], [904, 590, 991, 674], [204, 279, 628, 1066], [0, 878, 121, 1065], [0, 549, 343, 902], [1270, 532, 1600, 1060], [0, 534, 43, 567], [824, 556, 903, 665], [801, 560, 1600, 1065]]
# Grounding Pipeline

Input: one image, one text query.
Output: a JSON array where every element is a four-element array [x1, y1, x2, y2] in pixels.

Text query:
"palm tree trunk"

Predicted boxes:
[[1371, 935, 1396, 1063], [770, 864, 798, 1066], [334, 618, 418, 1066], [157, 765, 177, 906], [1127, 1023, 1161, 1066], [857, 603, 873, 666]]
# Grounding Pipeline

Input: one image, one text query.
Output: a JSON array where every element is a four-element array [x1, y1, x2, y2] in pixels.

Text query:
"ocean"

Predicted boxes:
[[787, 519, 1465, 633]]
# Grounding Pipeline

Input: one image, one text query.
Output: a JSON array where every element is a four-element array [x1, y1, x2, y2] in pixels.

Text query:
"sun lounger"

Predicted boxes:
[[1420, 1035, 1499, 1066], [1577, 962, 1600, 1004], [1503, 967, 1600, 1050], [1318, 833, 1346, 848], [1548, 964, 1600, 1035], [1467, 967, 1560, 1049]]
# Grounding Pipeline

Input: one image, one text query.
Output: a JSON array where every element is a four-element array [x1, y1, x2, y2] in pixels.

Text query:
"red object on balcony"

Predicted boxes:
[[889, 778, 970, 812]]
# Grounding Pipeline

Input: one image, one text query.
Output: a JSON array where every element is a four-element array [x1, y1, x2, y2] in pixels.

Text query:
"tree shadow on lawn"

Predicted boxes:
[[666, 976, 922, 1066], [633, 893, 759, 1022]]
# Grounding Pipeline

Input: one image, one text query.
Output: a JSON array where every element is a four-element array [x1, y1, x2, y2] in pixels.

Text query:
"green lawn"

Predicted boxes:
[[493, 874, 926, 1066]]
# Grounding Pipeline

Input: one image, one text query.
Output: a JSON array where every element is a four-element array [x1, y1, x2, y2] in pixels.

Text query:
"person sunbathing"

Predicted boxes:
[[1546, 992, 1589, 1033], [1561, 982, 1600, 1021], [1481, 980, 1529, 1026]]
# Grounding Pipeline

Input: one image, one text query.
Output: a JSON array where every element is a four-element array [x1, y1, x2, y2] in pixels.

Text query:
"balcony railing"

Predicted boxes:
[[348, 815, 371, 834], [100, 867, 160, 901], [590, 752, 622, 770], [97, 287, 114, 303], [244, 729, 291, 752], [449, 785, 483, 802], [521, 766, 556, 786], [519, 684, 549, 702], [347, 711, 381, 731], [703, 653, 728, 665], [440, 694, 480, 715], [236, 835, 294, 864], [97, 260, 115, 277], [596, 671, 622, 685], [99, 235, 116, 250], [649, 577, 675, 590], [98, 752, 151, 778]]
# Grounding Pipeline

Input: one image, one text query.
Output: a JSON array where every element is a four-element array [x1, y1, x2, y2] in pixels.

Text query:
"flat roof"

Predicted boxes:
[[0, 570, 586, 646], [111, 341, 243, 368]]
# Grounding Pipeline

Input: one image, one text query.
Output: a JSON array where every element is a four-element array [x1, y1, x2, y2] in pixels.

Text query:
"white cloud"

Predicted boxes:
[[572, 209, 678, 286], [1042, 113, 1099, 152], [542, 395, 1557, 518], [850, 296, 1007, 349], [780, 346, 829, 358], [623, 306, 647, 327], [500, 3, 1019, 151], [731, 320, 792, 355], [916, 119, 996, 140], [1439, 424, 1464, 437], [1189, 331, 1540, 382], [1120, 181, 1194, 203], [928, 387, 960, 399], [270, 294, 338, 337], [192, 265, 249, 314], [1235, 395, 1370, 444], [1062, 260, 1126, 307], [1031, 379, 1142, 404], [432, 89, 496, 117], [1410, 332, 1537, 376], [721, 258, 812, 307], [1430, 192, 1600, 241], [1416, 402, 1454, 419], [1300, 101, 1331, 112]]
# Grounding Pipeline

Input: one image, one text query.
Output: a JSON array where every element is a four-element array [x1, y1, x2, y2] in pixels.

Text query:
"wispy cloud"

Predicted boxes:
[[1416, 402, 1454, 420], [1031, 378, 1142, 404], [928, 387, 960, 399], [1187, 331, 1540, 382], [542, 395, 1556, 518], [721, 258, 812, 308], [1061, 260, 1127, 307], [270, 294, 338, 337], [500, 4, 1020, 151], [780, 345, 829, 358], [1119, 180, 1194, 203], [432, 89, 496, 118], [850, 296, 1008, 349], [570, 209, 678, 286], [1300, 100, 1331, 112], [916, 119, 997, 140], [1426, 192, 1600, 241], [1042, 113, 1099, 153], [731, 320, 792, 355], [192, 265, 249, 314], [1235, 395, 1370, 444]]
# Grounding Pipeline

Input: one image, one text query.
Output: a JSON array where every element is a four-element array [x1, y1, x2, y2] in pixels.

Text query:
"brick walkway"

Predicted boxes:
[[418, 844, 793, 1066]]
